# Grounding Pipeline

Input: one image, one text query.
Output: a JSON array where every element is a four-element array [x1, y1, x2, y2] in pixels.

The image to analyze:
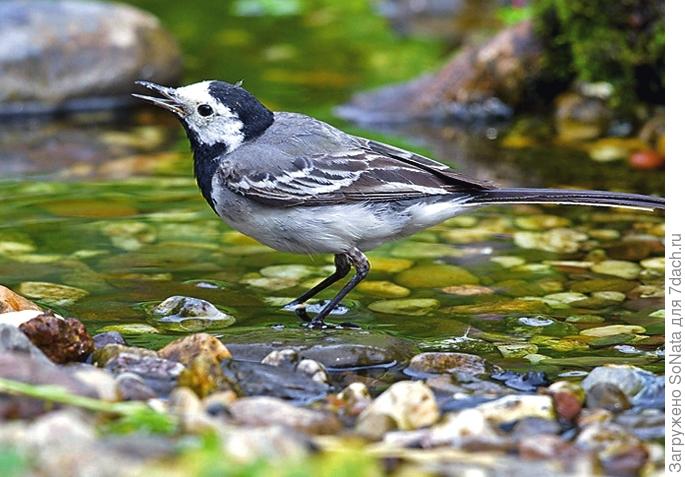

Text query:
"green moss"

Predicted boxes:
[[532, 0, 664, 111]]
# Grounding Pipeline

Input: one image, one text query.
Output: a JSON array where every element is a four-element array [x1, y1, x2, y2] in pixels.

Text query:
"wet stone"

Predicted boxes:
[[149, 296, 236, 331], [115, 372, 157, 401], [490, 370, 548, 392], [222, 360, 330, 404], [92, 331, 126, 349], [19, 313, 93, 364], [406, 352, 490, 377], [228, 397, 341, 435], [225, 331, 416, 369], [105, 353, 184, 396]]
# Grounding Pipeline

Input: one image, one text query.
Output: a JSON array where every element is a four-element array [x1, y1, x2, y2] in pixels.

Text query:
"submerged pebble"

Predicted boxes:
[[149, 296, 236, 330], [17, 281, 89, 306], [395, 264, 478, 288], [368, 298, 439, 316]]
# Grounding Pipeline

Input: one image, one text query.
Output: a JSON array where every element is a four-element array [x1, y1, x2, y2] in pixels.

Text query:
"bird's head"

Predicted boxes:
[[133, 80, 274, 154]]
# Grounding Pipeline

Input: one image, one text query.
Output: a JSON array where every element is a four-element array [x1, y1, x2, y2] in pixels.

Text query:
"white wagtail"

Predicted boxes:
[[133, 80, 665, 328]]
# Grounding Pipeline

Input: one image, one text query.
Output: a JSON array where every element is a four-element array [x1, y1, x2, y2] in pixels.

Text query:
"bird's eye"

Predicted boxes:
[[197, 104, 214, 117]]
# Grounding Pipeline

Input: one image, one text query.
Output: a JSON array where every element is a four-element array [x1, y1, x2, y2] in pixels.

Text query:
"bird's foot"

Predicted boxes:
[[303, 319, 361, 330]]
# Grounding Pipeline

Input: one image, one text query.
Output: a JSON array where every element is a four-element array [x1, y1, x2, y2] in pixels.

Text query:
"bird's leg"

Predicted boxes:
[[306, 248, 369, 329], [283, 254, 351, 321]]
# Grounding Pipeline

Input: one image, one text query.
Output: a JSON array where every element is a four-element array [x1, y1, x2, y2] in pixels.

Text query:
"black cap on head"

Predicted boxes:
[[208, 81, 274, 142]]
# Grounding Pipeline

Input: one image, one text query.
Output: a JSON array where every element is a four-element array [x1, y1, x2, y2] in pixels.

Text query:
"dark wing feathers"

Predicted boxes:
[[221, 136, 494, 207]]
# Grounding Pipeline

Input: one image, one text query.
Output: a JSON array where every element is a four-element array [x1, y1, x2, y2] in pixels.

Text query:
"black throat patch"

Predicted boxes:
[[182, 123, 226, 214]]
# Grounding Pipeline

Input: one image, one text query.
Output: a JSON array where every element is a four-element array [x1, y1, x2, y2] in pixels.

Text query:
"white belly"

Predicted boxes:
[[212, 188, 466, 254]]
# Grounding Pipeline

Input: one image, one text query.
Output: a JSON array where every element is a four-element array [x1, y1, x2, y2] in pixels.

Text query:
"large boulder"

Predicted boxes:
[[337, 21, 543, 123], [0, 0, 182, 115]]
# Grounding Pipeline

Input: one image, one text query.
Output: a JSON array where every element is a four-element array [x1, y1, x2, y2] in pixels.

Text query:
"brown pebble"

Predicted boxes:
[[158, 333, 231, 366], [19, 313, 93, 364]]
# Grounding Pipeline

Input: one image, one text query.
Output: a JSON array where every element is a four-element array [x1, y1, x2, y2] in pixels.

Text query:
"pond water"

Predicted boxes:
[[0, 0, 664, 379]]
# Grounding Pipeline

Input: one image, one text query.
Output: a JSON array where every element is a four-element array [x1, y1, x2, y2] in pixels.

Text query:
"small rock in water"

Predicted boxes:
[[92, 331, 126, 349], [406, 352, 490, 376], [356, 381, 439, 439], [513, 229, 587, 253], [490, 370, 548, 392], [158, 333, 231, 366], [591, 260, 642, 280], [19, 313, 93, 364], [228, 396, 341, 435], [580, 324, 646, 337], [548, 381, 585, 422], [149, 296, 236, 330]]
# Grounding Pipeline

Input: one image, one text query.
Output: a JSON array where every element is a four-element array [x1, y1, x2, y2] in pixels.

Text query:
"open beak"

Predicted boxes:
[[132, 81, 185, 115]]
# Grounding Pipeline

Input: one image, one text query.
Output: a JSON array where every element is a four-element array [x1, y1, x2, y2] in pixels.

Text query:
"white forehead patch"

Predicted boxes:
[[175, 81, 245, 152]]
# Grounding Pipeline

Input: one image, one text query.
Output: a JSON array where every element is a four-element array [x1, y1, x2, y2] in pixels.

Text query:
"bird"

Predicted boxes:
[[133, 79, 665, 329]]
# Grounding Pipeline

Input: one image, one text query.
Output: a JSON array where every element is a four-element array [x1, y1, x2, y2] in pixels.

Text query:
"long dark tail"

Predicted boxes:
[[464, 188, 665, 211]]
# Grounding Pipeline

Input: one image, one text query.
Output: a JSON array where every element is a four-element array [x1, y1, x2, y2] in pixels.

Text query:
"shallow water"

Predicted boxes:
[[0, 0, 664, 379]]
